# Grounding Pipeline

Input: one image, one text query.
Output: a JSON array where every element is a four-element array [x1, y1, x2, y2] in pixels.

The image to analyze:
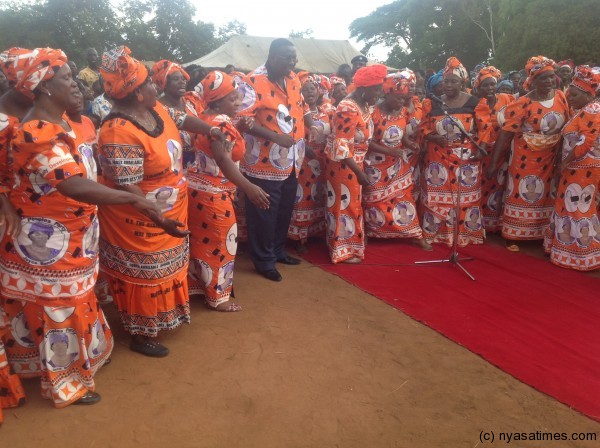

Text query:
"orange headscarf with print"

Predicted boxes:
[[570, 65, 600, 96], [15, 47, 67, 99], [382, 72, 410, 95], [524, 55, 555, 90], [443, 57, 468, 81], [329, 75, 346, 89], [100, 46, 148, 100], [474, 66, 502, 90], [353, 64, 387, 88], [200, 70, 237, 104], [151, 59, 190, 92], [0, 47, 34, 84]]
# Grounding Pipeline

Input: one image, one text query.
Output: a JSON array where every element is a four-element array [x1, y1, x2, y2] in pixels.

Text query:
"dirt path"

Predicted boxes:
[[2, 239, 598, 447]]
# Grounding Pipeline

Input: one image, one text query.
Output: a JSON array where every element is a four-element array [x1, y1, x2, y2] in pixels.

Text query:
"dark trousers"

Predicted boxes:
[[245, 173, 298, 272]]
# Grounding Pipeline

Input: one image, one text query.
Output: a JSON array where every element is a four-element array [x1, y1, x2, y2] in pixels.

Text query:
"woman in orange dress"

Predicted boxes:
[[288, 74, 331, 252], [97, 46, 192, 357], [419, 57, 485, 247], [0, 48, 164, 406], [325, 64, 387, 263], [152, 60, 205, 172], [0, 49, 38, 390], [473, 66, 515, 232], [187, 71, 269, 311], [363, 71, 430, 248], [487, 56, 570, 251], [544, 66, 600, 270]]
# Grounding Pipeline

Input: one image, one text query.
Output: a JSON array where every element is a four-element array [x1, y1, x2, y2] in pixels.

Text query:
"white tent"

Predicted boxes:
[[184, 35, 368, 74]]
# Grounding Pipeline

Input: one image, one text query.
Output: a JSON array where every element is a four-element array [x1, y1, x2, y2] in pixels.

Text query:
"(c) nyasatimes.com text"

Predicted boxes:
[[479, 430, 597, 444]]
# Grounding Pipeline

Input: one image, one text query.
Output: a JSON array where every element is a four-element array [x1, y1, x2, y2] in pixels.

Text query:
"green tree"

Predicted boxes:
[[289, 29, 313, 39], [351, 0, 600, 72], [148, 0, 217, 62], [493, 0, 600, 69], [0, 0, 120, 65], [350, 0, 493, 70], [216, 20, 247, 44]]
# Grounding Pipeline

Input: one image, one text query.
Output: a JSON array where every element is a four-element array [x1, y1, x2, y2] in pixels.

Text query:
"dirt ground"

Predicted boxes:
[[2, 237, 599, 448]]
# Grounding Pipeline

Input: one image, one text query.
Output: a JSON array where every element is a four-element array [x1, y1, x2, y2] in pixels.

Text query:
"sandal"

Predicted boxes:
[[208, 300, 242, 312], [505, 242, 520, 252], [130, 337, 170, 357], [73, 391, 101, 405]]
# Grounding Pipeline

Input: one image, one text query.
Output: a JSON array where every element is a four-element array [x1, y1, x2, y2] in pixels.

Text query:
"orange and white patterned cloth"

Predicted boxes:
[[0, 119, 112, 407], [187, 113, 245, 306], [237, 67, 308, 181], [475, 93, 516, 232], [363, 105, 423, 239], [501, 90, 570, 240], [14, 48, 67, 99], [98, 105, 190, 337], [325, 98, 372, 263], [544, 101, 600, 270], [288, 104, 331, 242], [419, 96, 484, 247]]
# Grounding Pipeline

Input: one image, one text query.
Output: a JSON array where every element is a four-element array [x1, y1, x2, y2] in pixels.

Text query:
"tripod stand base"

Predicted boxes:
[[415, 253, 476, 281]]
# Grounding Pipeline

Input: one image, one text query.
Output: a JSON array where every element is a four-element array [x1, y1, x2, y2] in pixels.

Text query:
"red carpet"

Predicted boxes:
[[301, 240, 600, 421]]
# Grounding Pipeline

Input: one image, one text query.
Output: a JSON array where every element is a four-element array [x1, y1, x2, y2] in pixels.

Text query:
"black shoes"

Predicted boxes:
[[277, 255, 301, 265], [130, 338, 170, 357], [73, 391, 101, 405], [258, 269, 282, 282], [257, 256, 300, 281]]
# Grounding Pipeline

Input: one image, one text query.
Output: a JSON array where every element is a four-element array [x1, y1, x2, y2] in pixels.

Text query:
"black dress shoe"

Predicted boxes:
[[73, 391, 101, 405], [258, 269, 282, 281], [277, 255, 301, 265]]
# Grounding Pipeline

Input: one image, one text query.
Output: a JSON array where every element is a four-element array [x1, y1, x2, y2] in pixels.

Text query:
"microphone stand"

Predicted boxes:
[[415, 100, 482, 281]]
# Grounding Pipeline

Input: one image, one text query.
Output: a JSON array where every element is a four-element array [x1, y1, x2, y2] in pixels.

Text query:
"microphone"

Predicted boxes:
[[427, 93, 446, 106]]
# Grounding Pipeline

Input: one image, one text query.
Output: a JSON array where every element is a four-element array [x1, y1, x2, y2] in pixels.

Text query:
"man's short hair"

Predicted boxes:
[[269, 38, 294, 56]]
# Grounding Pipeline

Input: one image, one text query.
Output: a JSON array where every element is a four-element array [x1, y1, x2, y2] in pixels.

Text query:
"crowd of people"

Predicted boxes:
[[0, 38, 598, 419]]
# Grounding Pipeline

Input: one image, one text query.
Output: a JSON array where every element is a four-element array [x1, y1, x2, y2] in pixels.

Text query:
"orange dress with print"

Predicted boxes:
[[98, 105, 190, 337], [187, 113, 244, 306], [475, 93, 515, 232], [288, 104, 331, 242], [364, 105, 423, 239], [0, 120, 112, 407], [501, 90, 570, 240], [325, 98, 371, 263], [544, 101, 600, 270]]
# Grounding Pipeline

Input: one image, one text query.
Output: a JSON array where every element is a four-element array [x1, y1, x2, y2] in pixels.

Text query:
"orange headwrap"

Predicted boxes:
[[329, 75, 346, 88], [383, 73, 410, 95], [474, 66, 502, 90], [524, 55, 555, 90], [298, 72, 319, 88], [15, 47, 67, 99], [353, 64, 388, 88], [100, 46, 148, 100], [0, 47, 34, 84], [297, 71, 310, 85], [443, 57, 468, 81], [200, 70, 237, 104], [570, 65, 600, 96], [151, 59, 190, 92], [316, 74, 331, 97]]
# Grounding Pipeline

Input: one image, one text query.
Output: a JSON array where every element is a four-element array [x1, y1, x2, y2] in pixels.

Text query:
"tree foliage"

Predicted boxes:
[[350, 0, 600, 71], [0, 0, 246, 65], [493, 0, 600, 69]]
